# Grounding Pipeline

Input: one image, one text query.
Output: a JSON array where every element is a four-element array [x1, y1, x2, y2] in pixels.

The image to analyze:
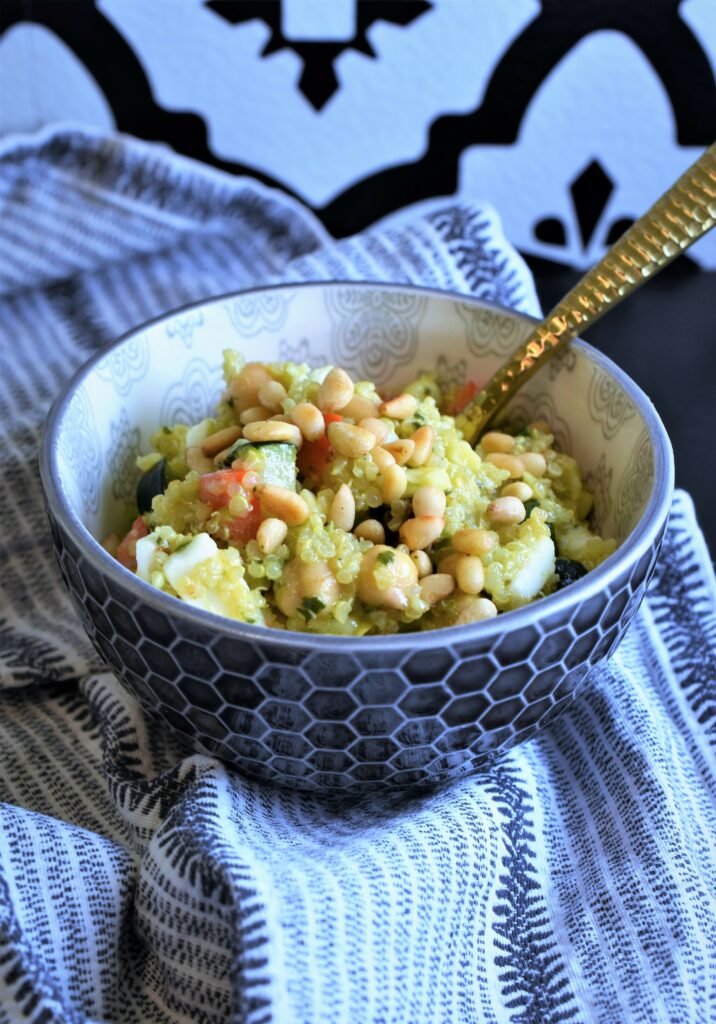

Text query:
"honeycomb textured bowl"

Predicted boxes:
[[41, 283, 673, 791]]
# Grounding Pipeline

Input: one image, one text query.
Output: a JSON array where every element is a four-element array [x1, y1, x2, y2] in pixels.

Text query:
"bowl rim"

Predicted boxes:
[[41, 279, 674, 652]]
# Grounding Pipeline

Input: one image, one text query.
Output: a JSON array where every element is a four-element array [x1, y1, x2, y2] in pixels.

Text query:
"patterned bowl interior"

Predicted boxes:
[[56, 283, 656, 550]]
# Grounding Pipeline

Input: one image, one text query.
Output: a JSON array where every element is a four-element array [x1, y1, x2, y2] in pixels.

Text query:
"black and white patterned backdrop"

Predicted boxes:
[[2, 0, 716, 548], [1, 0, 715, 270]]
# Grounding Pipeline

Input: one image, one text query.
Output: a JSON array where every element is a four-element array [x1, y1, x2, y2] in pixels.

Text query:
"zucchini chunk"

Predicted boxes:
[[220, 440, 297, 490]]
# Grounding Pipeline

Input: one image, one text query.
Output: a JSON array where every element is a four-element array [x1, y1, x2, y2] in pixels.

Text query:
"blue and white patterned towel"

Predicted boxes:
[[0, 127, 714, 1024]]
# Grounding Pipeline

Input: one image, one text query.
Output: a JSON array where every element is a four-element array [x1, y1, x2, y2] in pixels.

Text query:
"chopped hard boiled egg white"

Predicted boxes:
[[508, 535, 555, 604], [163, 533, 219, 592], [136, 529, 266, 624]]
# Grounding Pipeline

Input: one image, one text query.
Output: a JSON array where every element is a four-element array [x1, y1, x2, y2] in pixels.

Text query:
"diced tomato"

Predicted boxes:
[[297, 412, 342, 480], [199, 468, 261, 543], [116, 516, 149, 571], [447, 380, 478, 416], [226, 501, 263, 543], [199, 468, 258, 511]]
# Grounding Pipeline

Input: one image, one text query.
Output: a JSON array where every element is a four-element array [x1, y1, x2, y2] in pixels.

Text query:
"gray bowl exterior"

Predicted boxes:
[[45, 503, 666, 791]]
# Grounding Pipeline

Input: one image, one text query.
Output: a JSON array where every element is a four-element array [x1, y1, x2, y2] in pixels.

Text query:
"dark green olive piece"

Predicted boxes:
[[555, 557, 588, 590], [137, 458, 167, 514]]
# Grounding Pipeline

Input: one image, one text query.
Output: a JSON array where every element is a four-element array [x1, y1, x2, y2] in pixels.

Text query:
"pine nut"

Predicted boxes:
[[270, 414, 292, 423], [383, 439, 415, 465], [358, 417, 390, 444], [412, 485, 446, 518], [259, 485, 309, 526], [372, 446, 396, 471], [329, 484, 356, 532], [501, 481, 533, 501], [256, 517, 287, 555], [420, 573, 455, 606], [240, 405, 272, 425], [382, 463, 407, 503], [242, 420, 303, 447], [452, 527, 496, 557], [327, 421, 375, 458], [454, 596, 498, 624], [486, 496, 526, 525], [354, 519, 385, 544], [201, 425, 242, 457], [340, 394, 380, 420], [409, 425, 434, 466], [399, 515, 444, 550], [437, 553, 461, 578], [456, 554, 485, 595], [316, 367, 354, 413], [229, 363, 273, 411], [258, 379, 288, 412], [481, 431, 515, 454], [485, 452, 524, 478], [186, 446, 215, 474], [291, 402, 325, 442], [379, 393, 418, 420], [521, 451, 547, 477], [410, 549, 433, 577]]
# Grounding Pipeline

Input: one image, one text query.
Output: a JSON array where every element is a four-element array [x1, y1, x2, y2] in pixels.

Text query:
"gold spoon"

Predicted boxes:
[[458, 143, 716, 446]]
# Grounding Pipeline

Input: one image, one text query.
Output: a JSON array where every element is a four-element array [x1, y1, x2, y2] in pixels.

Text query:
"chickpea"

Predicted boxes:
[[275, 558, 339, 618], [357, 545, 418, 610]]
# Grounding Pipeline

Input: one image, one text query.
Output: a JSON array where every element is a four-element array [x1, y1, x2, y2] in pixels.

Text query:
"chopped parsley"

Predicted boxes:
[[411, 411, 426, 426], [173, 538, 192, 553], [161, 425, 172, 435], [377, 550, 395, 565], [299, 596, 326, 621]]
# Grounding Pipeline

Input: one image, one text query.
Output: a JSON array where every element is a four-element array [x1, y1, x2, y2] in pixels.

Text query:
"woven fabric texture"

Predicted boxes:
[[0, 127, 714, 1024]]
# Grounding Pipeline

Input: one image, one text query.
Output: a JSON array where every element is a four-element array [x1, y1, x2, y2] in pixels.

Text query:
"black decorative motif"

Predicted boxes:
[[2, 1, 713, 239], [571, 160, 614, 249], [533, 160, 636, 256], [206, 0, 431, 110], [47, 508, 664, 791]]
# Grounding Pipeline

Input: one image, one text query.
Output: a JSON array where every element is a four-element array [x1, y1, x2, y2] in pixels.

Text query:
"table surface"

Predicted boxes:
[[530, 258, 715, 556]]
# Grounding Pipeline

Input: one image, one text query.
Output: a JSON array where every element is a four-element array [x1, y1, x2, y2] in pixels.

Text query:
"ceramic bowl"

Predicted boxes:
[[40, 282, 673, 790]]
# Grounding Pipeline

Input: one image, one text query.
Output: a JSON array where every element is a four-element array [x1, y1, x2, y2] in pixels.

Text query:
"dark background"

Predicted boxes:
[[2, 0, 715, 552]]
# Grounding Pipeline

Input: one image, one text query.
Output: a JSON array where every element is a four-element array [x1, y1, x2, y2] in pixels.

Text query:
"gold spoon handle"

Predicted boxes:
[[459, 143, 716, 445]]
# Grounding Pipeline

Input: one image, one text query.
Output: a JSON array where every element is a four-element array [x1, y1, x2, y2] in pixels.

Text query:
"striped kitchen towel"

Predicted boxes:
[[0, 127, 714, 1024]]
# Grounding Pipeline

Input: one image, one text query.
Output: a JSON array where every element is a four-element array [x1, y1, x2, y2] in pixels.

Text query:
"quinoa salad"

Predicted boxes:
[[105, 351, 616, 635]]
